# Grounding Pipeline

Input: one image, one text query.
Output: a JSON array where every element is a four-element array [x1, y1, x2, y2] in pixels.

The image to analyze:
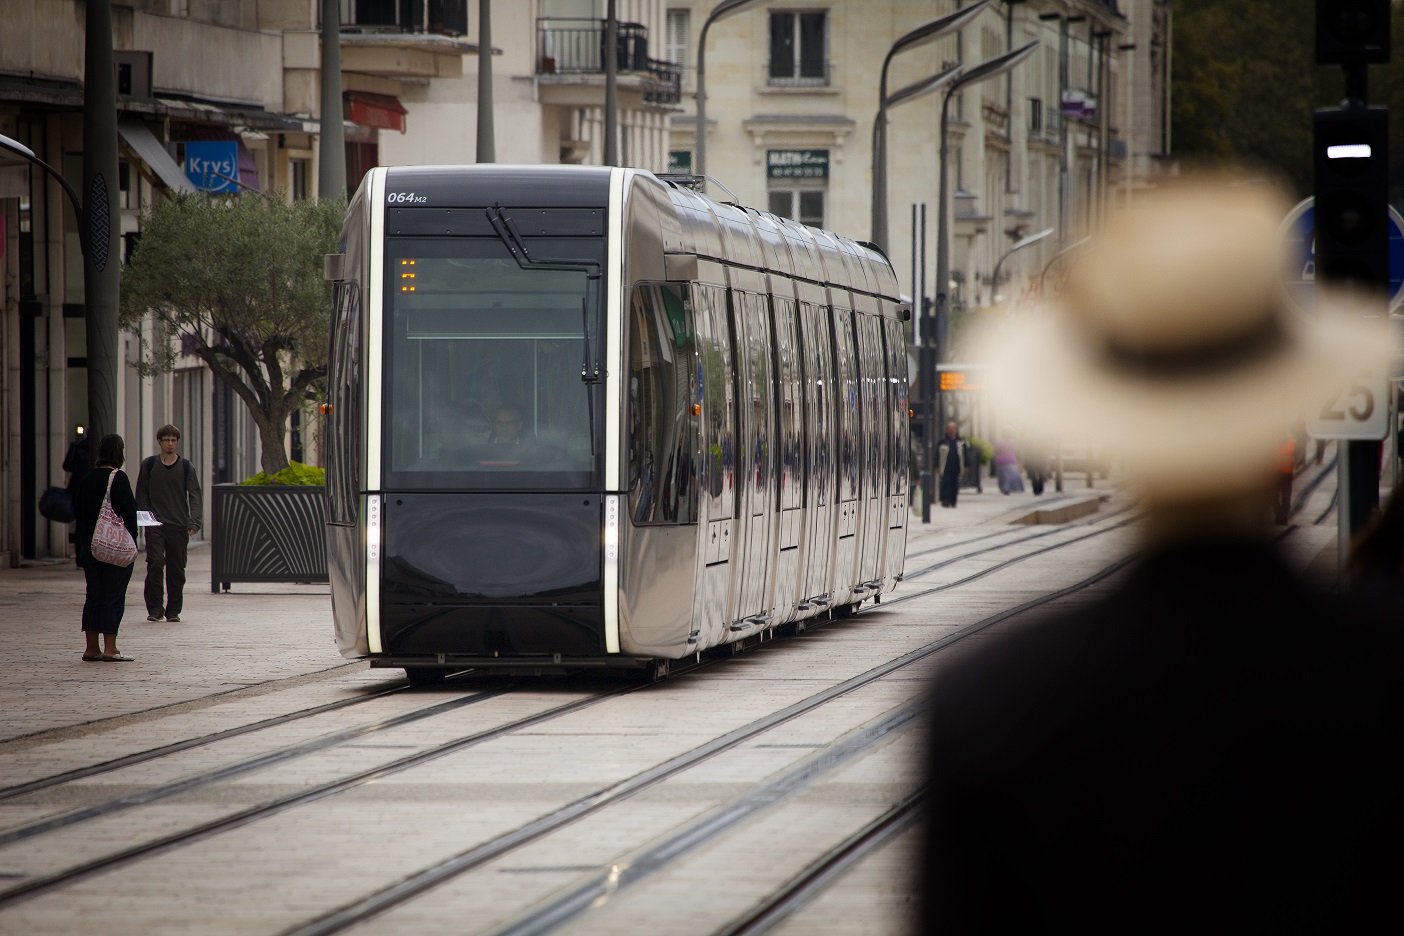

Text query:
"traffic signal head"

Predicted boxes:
[[1314, 106, 1390, 296], [1316, 0, 1390, 66]]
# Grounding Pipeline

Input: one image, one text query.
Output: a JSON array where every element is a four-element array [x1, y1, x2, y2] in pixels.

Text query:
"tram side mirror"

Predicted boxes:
[[324, 253, 346, 282], [899, 302, 912, 322]]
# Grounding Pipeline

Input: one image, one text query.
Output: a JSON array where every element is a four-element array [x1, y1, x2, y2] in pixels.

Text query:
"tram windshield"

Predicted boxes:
[[383, 237, 604, 489]]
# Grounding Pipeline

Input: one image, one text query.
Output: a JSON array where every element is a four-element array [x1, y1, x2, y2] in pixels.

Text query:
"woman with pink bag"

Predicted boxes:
[[73, 433, 139, 662]]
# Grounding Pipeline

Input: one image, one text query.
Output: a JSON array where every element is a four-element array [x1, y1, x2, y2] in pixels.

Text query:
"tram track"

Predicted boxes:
[[279, 546, 1139, 936], [0, 681, 419, 803], [0, 508, 1136, 923]]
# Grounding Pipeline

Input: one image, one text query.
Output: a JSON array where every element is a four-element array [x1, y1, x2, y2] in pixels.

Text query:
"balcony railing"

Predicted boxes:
[[330, 0, 468, 37], [536, 19, 682, 106]]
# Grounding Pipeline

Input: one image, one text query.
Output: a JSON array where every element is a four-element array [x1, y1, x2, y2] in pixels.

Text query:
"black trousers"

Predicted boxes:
[[82, 559, 134, 634], [145, 525, 189, 617], [939, 470, 961, 507]]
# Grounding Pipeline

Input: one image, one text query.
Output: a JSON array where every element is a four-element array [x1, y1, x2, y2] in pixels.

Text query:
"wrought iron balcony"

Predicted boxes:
[[536, 19, 682, 106]]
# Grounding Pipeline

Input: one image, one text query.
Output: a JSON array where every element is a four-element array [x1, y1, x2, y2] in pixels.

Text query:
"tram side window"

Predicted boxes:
[[327, 281, 360, 526], [628, 284, 698, 525]]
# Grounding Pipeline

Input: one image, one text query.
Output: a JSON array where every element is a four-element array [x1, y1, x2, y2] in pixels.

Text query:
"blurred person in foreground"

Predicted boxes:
[[922, 179, 1403, 932]]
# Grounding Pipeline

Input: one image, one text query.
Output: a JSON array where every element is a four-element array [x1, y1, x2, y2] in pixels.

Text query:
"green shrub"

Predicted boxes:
[[241, 461, 326, 486], [967, 437, 994, 465]]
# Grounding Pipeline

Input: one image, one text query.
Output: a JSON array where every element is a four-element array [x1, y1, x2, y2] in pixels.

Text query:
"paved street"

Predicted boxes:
[[0, 472, 1344, 935]]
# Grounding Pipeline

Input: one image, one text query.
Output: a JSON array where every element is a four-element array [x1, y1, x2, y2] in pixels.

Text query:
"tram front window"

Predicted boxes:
[[385, 238, 603, 489]]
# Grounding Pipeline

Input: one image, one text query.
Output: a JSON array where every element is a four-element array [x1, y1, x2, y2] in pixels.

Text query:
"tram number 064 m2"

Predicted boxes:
[[1308, 371, 1389, 440]]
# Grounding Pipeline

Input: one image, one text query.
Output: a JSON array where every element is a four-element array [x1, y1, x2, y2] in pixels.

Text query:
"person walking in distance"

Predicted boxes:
[[936, 421, 966, 508], [136, 424, 203, 622]]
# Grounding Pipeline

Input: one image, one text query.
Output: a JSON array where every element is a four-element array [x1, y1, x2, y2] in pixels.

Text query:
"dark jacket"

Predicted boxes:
[[74, 466, 138, 567], [922, 538, 1404, 933]]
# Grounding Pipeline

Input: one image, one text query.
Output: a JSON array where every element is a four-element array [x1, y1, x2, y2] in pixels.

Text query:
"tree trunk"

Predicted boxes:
[[256, 411, 291, 476]]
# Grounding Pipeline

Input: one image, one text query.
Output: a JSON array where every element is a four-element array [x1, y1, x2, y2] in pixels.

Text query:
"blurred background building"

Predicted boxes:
[[0, 0, 1170, 564]]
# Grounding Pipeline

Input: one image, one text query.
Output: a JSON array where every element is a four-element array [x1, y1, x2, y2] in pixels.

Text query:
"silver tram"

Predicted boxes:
[[323, 165, 909, 680]]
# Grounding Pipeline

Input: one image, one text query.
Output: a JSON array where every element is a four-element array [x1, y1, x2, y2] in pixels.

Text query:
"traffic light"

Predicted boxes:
[[1316, 0, 1390, 65], [1313, 106, 1389, 295]]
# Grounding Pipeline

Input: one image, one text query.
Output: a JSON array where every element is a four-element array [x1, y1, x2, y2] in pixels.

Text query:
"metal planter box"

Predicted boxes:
[[210, 484, 328, 591]]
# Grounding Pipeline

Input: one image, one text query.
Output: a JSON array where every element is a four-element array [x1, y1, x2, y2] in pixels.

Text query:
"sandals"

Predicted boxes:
[[83, 652, 134, 662], [82, 653, 104, 662]]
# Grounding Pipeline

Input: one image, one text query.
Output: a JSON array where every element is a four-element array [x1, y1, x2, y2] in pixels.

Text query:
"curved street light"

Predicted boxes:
[[695, 0, 764, 184], [991, 226, 1055, 303], [870, 0, 990, 251], [0, 133, 87, 257], [919, 39, 1038, 523]]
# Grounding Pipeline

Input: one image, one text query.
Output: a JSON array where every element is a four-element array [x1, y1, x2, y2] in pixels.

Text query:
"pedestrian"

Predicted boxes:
[[924, 179, 1403, 931], [993, 432, 1025, 495], [935, 421, 965, 508], [74, 433, 138, 662], [62, 430, 93, 563], [135, 424, 203, 623]]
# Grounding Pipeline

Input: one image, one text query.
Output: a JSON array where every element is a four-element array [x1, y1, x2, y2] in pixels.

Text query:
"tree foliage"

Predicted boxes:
[[1173, 0, 1404, 204], [120, 192, 344, 474]]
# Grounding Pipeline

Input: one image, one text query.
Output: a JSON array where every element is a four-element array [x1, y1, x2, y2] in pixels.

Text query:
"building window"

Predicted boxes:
[[291, 158, 310, 200], [768, 10, 827, 85], [666, 8, 690, 72], [668, 150, 693, 174], [768, 189, 825, 228], [1029, 97, 1043, 133]]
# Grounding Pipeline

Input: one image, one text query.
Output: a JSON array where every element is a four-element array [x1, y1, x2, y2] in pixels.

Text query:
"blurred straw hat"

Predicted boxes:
[[981, 179, 1391, 498]]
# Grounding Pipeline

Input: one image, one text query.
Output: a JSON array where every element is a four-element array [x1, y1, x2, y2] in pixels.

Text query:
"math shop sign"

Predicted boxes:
[[767, 149, 828, 180]]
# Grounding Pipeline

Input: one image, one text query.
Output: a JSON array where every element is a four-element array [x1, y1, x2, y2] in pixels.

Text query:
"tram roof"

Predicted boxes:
[[381, 164, 613, 208]]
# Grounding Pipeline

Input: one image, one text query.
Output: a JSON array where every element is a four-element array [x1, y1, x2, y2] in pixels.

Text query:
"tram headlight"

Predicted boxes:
[[604, 494, 619, 561]]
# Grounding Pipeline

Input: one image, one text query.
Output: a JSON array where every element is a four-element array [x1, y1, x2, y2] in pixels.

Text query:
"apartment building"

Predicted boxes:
[[0, 0, 476, 563], [664, 0, 1172, 311]]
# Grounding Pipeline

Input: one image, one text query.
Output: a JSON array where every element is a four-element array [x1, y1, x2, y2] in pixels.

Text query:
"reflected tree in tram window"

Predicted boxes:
[[628, 284, 698, 525]]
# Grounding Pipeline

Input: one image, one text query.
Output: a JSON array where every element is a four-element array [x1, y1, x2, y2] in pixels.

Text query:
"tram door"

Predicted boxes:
[[771, 297, 804, 619], [692, 285, 736, 647], [730, 290, 776, 626], [856, 313, 888, 586], [832, 305, 862, 598], [798, 301, 835, 603], [881, 315, 910, 583]]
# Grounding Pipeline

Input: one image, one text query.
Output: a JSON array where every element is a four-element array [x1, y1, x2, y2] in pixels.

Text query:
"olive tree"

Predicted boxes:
[[120, 191, 344, 475]]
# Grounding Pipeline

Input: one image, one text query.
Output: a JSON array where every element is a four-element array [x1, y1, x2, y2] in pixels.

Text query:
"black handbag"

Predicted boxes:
[[39, 486, 75, 523]]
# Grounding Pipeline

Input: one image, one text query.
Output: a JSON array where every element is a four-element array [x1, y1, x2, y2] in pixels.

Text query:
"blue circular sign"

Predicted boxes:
[[1282, 198, 1404, 314]]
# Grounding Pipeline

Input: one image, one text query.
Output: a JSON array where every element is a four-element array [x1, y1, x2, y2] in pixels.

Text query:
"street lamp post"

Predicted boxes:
[[0, 135, 86, 256], [925, 40, 1038, 522], [869, 1, 989, 252], [991, 227, 1055, 303], [695, 0, 763, 183]]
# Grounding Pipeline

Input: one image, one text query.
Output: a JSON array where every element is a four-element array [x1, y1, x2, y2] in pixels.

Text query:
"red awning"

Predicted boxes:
[[344, 91, 408, 133]]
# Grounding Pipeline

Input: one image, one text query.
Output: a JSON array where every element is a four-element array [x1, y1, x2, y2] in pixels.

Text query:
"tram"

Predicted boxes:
[[323, 165, 909, 680]]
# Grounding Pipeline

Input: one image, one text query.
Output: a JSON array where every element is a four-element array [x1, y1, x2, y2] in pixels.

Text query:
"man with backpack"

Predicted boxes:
[[136, 424, 203, 622]]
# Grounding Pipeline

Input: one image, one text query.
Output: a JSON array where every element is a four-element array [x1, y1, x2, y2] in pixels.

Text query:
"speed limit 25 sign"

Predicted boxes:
[[1306, 369, 1389, 440]]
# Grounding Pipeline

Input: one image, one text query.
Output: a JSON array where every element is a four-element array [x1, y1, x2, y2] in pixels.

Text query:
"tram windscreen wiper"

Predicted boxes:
[[487, 206, 603, 454]]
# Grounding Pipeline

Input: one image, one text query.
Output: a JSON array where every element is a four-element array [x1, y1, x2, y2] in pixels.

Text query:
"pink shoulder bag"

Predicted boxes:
[[90, 470, 137, 567]]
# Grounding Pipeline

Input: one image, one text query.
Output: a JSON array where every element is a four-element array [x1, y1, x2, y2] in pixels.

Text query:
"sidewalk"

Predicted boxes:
[[1, 475, 1333, 746], [0, 543, 347, 743]]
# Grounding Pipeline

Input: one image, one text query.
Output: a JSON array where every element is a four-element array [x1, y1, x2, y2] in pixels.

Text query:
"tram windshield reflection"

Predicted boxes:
[[383, 238, 604, 489]]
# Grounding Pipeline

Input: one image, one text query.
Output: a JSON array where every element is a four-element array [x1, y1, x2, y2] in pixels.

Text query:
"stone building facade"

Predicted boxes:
[[663, 0, 1172, 312]]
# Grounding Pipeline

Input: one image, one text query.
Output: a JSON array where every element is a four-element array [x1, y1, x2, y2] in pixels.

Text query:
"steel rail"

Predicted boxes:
[[282, 549, 1139, 936], [0, 680, 420, 802], [0, 685, 514, 850], [0, 686, 626, 908]]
